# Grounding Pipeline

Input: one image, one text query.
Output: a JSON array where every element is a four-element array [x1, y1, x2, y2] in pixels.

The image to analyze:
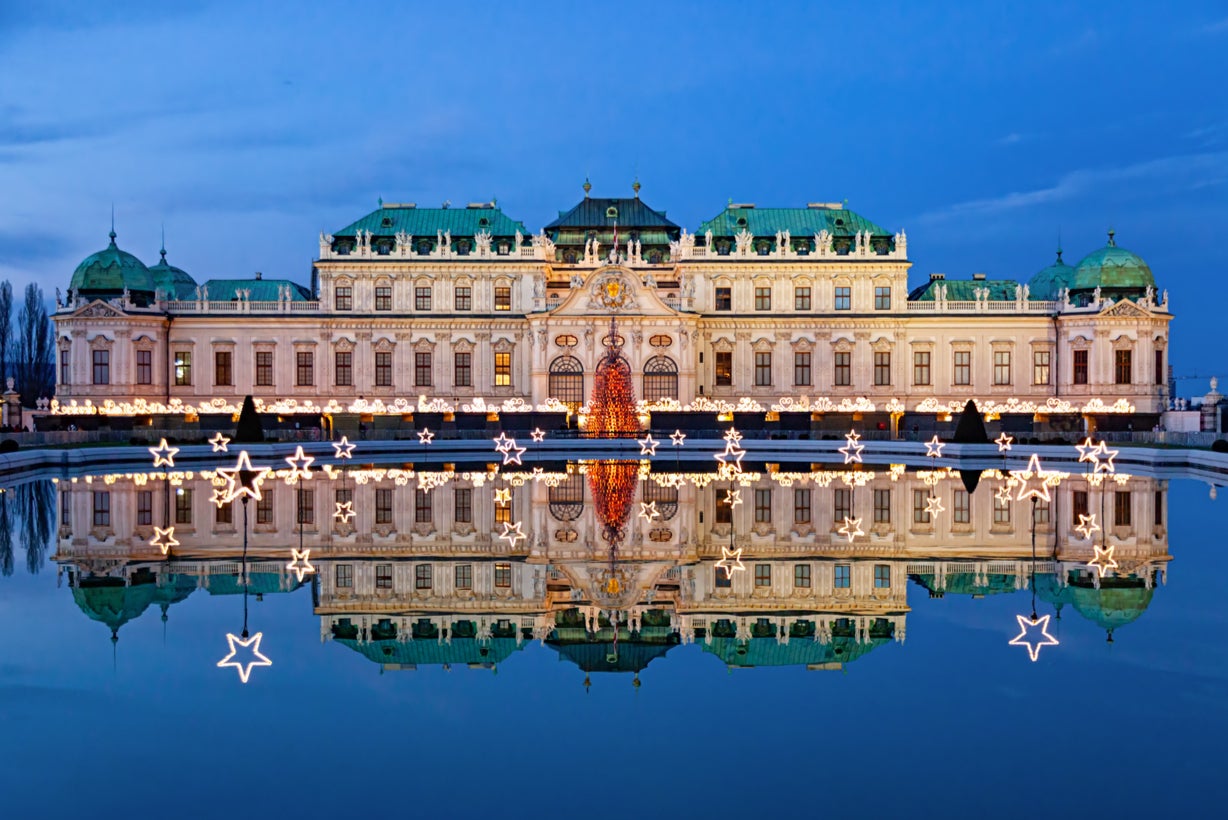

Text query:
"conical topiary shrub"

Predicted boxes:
[[952, 399, 989, 444], [235, 395, 264, 443]]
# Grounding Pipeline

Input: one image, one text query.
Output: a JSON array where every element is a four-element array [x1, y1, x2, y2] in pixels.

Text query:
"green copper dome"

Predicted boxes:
[[1028, 249, 1076, 301], [1071, 231, 1155, 293], [69, 231, 155, 297], [147, 246, 197, 300]]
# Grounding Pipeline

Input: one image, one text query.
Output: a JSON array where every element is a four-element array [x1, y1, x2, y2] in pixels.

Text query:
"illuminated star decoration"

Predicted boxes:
[[149, 438, 179, 468], [284, 445, 315, 483], [1074, 513, 1100, 540], [925, 495, 945, 517], [838, 429, 865, 464], [530, 428, 546, 443], [714, 428, 748, 474], [715, 546, 745, 579], [498, 520, 527, 548], [332, 436, 356, 459], [837, 516, 864, 543], [637, 435, 659, 456], [1009, 614, 1059, 662], [418, 428, 434, 445], [150, 526, 178, 555], [493, 432, 514, 453], [502, 441, 527, 466], [208, 432, 231, 453], [286, 548, 316, 582], [334, 500, 356, 522], [995, 482, 1015, 504], [211, 487, 229, 508], [639, 500, 660, 521], [995, 433, 1013, 452], [723, 427, 744, 446], [1011, 453, 1052, 503], [1088, 543, 1118, 576], [1093, 441, 1118, 474], [217, 450, 271, 504], [494, 487, 512, 504], [670, 429, 686, 446], [1075, 437, 1100, 464], [924, 436, 945, 458], [217, 632, 272, 683], [724, 489, 742, 507]]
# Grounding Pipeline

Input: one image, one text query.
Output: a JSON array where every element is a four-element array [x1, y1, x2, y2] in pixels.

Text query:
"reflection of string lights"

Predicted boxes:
[[995, 433, 1013, 452], [1088, 543, 1118, 576], [1011, 454, 1052, 503], [924, 436, 945, 458], [714, 442, 746, 473], [1008, 614, 1059, 662], [217, 451, 271, 503], [283, 446, 314, 483], [837, 516, 863, 542], [639, 500, 660, 521], [637, 435, 659, 456], [530, 428, 546, 442], [208, 432, 230, 453], [715, 546, 745, 578], [838, 430, 865, 464], [670, 430, 686, 446], [724, 427, 744, 446], [334, 500, 356, 522], [211, 488, 229, 508], [286, 548, 316, 582], [149, 438, 179, 468], [150, 526, 178, 555], [418, 428, 434, 444], [1074, 513, 1100, 540], [217, 632, 272, 683], [332, 437, 355, 459], [498, 520, 527, 548]]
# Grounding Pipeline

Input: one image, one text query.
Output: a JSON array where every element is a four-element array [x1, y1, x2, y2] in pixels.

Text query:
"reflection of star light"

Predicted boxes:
[[925, 495, 944, 516], [724, 489, 742, 507], [150, 526, 178, 555], [1088, 543, 1118, 576], [493, 432, 514, 453], [715, 546, 745, 578], [670, 429, 686, 446], [494, 487, 512, 504], [530, 428, 546, 442], [1009, 614, 1059, 662], [418, 428, 434, 444], [637, 435, 659, 456], [217, 632, 272, 683], [284, 445, 314, 482], [334, 500, 355, 522], [995, 433, 1013, 452], [217, 450, 270, 503], [714, 443, 746, 473], [1074, 513, 1100, 540], [838, 429, 865, 464], [924, 436, 945, 458], [286, 548, 316, 582], [995, 482, 1015, 504], [639, 500, 660, 521], [1093, 442, 1118, 474], [498, 520, 527, 548], [1075, 437, 1100, 464], [723, 427, 743, 446], [332, 436, 355, 459], [837, 516, 863, 542], [1011, 453, 1052, 502], [150, 438, 179, 468], [502, 443, 526, 466], [208, 432, 230, 453]]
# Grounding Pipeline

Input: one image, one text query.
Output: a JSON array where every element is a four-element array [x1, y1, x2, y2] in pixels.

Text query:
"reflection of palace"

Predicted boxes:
[[53, 462, 1170, 677]]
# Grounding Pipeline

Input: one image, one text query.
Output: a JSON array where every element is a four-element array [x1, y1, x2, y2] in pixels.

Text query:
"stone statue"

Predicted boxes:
[[1162, 289, 1168, 307], [1093, 286, 1102, 305], [533, 274, 545, 300], [5, 377, 13, 391], [436, 229, 444, 251], [55, 287, 62, 307], [514, 230, 523, 251], [475, 230, 492, 254], [583, 327, 594, 348], [894, 230, 907, 256], [122, 286, 130, 303], [681, 274, 695, 300], [704, 229, 713, 251], [570, 273, 584, 288], [319, 232, 333, 256], [1014, 285, 1023, 301], [395, 230, 411, 253], [1145, 284, 1155, 303], [735, 228, 754, 254], [780, 229, 790, 254], [443, 230, 451, 251], [815, 229, 832, 255], [669, 239, 680, 258], [643, 271, 656, 288]]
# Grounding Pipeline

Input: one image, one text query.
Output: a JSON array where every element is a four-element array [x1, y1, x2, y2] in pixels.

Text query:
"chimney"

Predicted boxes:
[[972, 272, 987, 281], [254, 272, 263, 280], [929, 273, 945, 282]]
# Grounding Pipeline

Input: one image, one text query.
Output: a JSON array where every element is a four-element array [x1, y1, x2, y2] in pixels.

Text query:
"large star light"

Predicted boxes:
[[150, 526, 178, 555], [715, 546, 745, 579], [1088, 543, 1118, 576], [1075, 437, 1100, 464], [714, 442, 746, 473], [492, 432, 514, 453], [502, 442, 527, 466], [637, 435, 659, 456], [924, 495, 945, 517], [1009, 614, 1059, 662], [217, 632, 272, 683], [286, 548, 316, 582], [332, 436, 356, 459], [837, 516, 864, 543], [284, 446, 315, 483], [149, 438, 179, 468], [1011, 454, 1053, 503], [839, 430, 865, 464], [217, 451, 271, 504], [1074, 513, 1100, 540], [1093, 442, 1118, 474]]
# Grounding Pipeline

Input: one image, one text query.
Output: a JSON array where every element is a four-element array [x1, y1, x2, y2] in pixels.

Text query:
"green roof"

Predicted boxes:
[[1071, 232, 1155, 292], [1028, 250, 1076, 301], [148, 247, 198, 300], [188, 571, 306, 596], [702, 635, 891, 668], [1037, 573, 1154, 636], [335, 637, 523, 667], [699, 205, 891, 238], [72, 578, 160, 635], [200, 278, 313, 302], [908, 278, 1023, 301], [548, 640, 676, 673], [69, 231, 155, 296], [334, 203, 527, 238], [910, 572, 1021, 597], [545, 196, 679, 234]]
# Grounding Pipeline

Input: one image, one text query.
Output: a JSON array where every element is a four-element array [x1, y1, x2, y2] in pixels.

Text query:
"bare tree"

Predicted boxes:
[[0, 281, 12, 386], [14, 283, 51, 405]]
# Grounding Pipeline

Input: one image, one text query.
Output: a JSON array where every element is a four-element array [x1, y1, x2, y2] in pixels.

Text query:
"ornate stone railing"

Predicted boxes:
[[165, 300, 322, 314], [906, 300, 1059, 314]]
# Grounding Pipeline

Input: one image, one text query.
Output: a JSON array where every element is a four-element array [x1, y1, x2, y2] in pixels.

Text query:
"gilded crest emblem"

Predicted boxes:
[[596, 274, 629, 309]]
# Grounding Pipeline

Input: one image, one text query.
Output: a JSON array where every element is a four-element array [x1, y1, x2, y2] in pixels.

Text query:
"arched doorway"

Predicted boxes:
[[548, 355, 585, 409], [642, 355, 679, 401]]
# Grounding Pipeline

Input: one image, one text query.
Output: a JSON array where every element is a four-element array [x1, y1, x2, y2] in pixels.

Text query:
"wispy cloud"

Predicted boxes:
[[1199, 17, 1228, 35]]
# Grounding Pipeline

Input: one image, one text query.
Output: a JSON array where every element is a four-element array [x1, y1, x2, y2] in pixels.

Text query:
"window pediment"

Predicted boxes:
[[711, 337, 734, 353]]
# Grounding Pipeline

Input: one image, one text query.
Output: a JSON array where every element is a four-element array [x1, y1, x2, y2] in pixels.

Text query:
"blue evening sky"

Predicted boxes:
[[1, 1, 1225, 384]]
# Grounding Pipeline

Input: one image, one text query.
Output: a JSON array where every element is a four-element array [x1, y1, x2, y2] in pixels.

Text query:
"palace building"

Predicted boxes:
[[50, 185, 1173, 433]]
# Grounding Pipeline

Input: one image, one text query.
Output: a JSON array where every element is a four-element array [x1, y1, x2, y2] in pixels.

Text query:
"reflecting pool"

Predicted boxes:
[[1, 441, 1227, 818]]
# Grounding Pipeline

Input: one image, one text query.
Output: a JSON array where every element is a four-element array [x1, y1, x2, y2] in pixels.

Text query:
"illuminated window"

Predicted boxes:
[[953, 350, 971, 386], [454, 352, 471, 387], [174, 351, 192, 386], [495, 563, 511, 588], [494, 286, 511, 311], [375, 351, 392, 387], [794, 351, 811, 386], [494, 352, 511, 386], [714, 488, 732, 524], [136, 349, 152, 385], [715, 351, 733, 386]]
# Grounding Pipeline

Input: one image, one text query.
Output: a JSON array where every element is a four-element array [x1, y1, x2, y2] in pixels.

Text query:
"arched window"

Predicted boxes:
[[642, 355, 678, 401], [549, 474, 585, 521], [548, 355, 585, 408]]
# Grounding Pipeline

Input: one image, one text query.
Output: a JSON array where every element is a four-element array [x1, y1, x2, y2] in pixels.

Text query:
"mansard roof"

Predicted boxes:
[[333, 202, 527, 238], [545, 196, 680, 233], [908, 277, 1023, 302], [700, 203, 891, 238], [200, 278, 313, 302]]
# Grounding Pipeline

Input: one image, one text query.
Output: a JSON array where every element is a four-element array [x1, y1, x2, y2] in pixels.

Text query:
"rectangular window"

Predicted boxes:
[[454, 286, 472, 311], [495, 500, 511, 524], [137, 490, 152, 526], [296, 351, 314, 387], [335, 286, 352, 311], [993, 350, 1011, 385], [953, 489, 970, 524], [1073, 349, 1089, 385], [60, 349, 70, 385], [994, 495, 1011, 524], [834, 564, 851, 589], [174, 351, 192, 386], [375, 351, 393, 387], [1033, 350, 1051, 385], [873, 489, 891, 524], [494, 286, 511, 311], [953, 350, 971, 386], [1154, 490, 1163, 527], [1033, 500, 1051, 525], [715, 567, 732, 588], [414, 489, 431, 523], [754, 488, 772, 523], [874, 286, 891, 310], [415, 564, 432, 590], [454, 352, 471, 387], [494, 352, 511, 387], [1115, 349, 1133, 385], [834, 351, 851, 386], [754, 564, 771, 587], [454, 564, 473, 591], [335, 564, 353, 589], [375, 286, 392, 311], [376, 563, 393, 590], [833, 488, 852, 521], [335, 351, 352, 387], [415, 286, 432, 311], [297, 489, 314, 527], [215, 501, 232, 525], [912, 489, 931, 524], [92, 491, 110, 527], [715, 286, 732, 311], [1114, 491, 1132, 527], [454, 487, 472, 523], [135, 350, 152, 385], [495, 563, 511, 588], [256, 493, 273, 525], [754, 351, 771, 386], [874, 351, 891, 386], [715, 351, 733, 386], [174, 489, 193, 525], [794, 286, 811, 311], [334, 489, 352, 525], [794, 564, 811, 589], [834, 286, 851, 311], [1155, 349, 1164, 386], [92, 349, 110, 385], [874, 564, 891, 588], [255, 351, 273, 387], [1073, 490, 1089, 523], [415, 352, 432, 387], [913, 351, 931, 386], [754, 286, 771, 311], [214, 350, 232, 386], [794, 351, 812, 386], [715, 489, 732, 524], [793, 488, 811, 524], [376, 488, 393, 525]]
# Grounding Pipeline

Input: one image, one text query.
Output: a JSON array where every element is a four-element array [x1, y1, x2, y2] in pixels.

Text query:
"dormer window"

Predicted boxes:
[[497, 242, 510, 255], [380, 216, 393, 228], [563, 250, 578, 264], [417, 240, 432, 255], [756, 240, 771, 256], [647, 250, 662, 264], [717, 240, 732, 256], [736, 217, 747, 227], [606, 206, 618, 219], [478, 217, 489, 227], [456, 239, 471, 256]]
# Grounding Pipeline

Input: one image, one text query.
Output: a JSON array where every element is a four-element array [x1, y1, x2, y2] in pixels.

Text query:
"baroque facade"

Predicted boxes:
[[51, 188, 1173, 430]]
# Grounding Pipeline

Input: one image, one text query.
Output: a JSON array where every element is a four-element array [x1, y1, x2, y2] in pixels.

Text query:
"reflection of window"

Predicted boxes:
[[715, 351, 733, 386], [455, 564, 472, 590], [495, 563, 511, 588], [335, 564, 353, 589], [715, 567, 732, 588], [874, 489, 891, 523], [1073, 491, 1088, 523], [256, 493, 273, 525], [794, 564, 811, 588], [92, 492, 110, 526], [376, 488, 393, 524], [175, 489, 193, 525], [833, 488, 851, 521], [715, 488, 732, 524], [953, 489, 970, 523], [754, 564, 771, 587], [912, 489, 931, 524], [297, 489, 314, 527], [834, 564, 850, 589], [715, 287, 731, 311], [755, 488, 772, 523], [454, 488, 472, 523], [174, 351, 192, 386], [415, 565, 432, 590], [874, 564, 891, 588], [1114, 491, 1132, 526], [216, 501, 232, 525], [137, 491, 152, 526], [793, 489, 811, 524], [415, 489, 431, 523], [376, 564, 393, 590], [993, 495, 1011, 524], [1033, 500, 1050, 524]]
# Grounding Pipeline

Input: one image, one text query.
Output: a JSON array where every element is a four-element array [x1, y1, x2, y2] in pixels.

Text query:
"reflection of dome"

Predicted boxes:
[[147, 246, 197, 300], [1071, 231, 1155, 294], [69, 230, 155, 299], [1028, 249, 1076, 300], [71, 577, 158, 639], [1036, 572, 1154, 640]]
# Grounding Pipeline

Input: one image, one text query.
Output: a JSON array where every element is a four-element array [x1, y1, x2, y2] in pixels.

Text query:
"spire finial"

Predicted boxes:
[[583, 177, 592, 197], [1107, 227, 1116, 247], [1056, 228, 1063, 262], [160, 224, 166, 262], [109, 205, 116, 244], [632, 177, 641, 198]]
